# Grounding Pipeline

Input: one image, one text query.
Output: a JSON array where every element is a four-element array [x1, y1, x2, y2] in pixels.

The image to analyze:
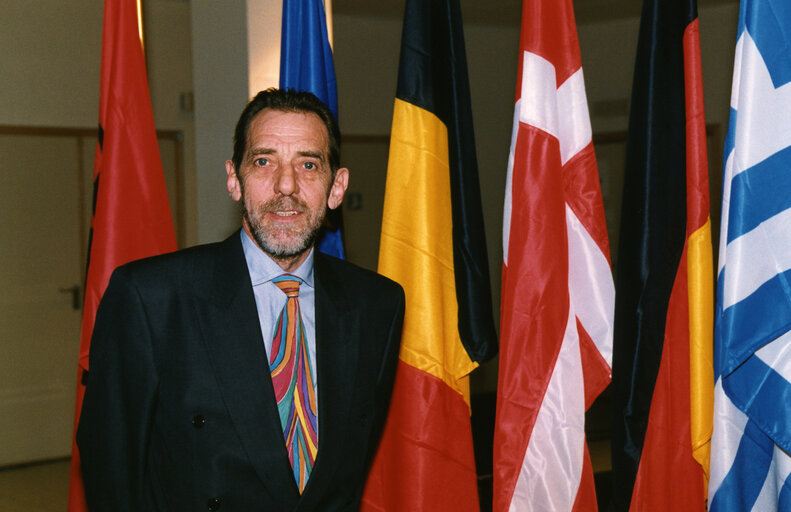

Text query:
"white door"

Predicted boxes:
[[0, 133, 85, 465]]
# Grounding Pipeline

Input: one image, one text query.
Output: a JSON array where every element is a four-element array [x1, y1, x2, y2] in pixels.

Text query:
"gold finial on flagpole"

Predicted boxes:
[[136, 0, 145, 52]]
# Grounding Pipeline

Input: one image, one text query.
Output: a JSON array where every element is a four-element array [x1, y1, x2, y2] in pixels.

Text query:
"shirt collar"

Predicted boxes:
[[240, 230, 315, 288]]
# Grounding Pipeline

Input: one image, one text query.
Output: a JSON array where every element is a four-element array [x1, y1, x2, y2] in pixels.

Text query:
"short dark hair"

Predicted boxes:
[[231, 88, 341, 175]]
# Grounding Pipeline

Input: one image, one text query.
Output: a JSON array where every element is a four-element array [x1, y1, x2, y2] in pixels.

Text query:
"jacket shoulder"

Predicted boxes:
[[110, 235, 240, 293], [315, 253, 404, 301]]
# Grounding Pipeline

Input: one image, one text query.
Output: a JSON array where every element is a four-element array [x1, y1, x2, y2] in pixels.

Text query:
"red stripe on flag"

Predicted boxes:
[[578, 319, 611, 410], [629, 246, 706, 512], [683, 19, 710, 234], [494, 123, 570, 511], [563, 143, 612, 264], [362, 361, 479, 512]]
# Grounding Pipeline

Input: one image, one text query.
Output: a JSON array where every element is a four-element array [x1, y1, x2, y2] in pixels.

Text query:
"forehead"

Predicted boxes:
[[245, 109, 329, 154]]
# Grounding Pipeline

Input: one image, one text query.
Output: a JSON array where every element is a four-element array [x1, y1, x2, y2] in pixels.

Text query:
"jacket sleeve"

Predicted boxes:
[[76, 266, 159, 511]]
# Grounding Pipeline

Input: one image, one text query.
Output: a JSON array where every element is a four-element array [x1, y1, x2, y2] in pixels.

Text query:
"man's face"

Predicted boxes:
[[226, 109, 348, 270]]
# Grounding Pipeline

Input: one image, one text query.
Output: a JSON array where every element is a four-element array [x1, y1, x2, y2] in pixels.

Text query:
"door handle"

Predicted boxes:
[[59, 284, 81, 310]]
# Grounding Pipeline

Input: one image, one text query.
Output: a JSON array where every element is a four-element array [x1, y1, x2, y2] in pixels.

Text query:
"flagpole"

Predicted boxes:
[[324, 0, 333, 49]]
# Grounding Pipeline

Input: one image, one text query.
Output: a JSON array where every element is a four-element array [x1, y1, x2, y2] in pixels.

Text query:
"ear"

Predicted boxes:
[[225, 160, 242, 202], [327, 167, 349, 210]]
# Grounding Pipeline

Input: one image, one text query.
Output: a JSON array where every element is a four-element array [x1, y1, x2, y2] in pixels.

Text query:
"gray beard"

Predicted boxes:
[[241, 197, 326, 260]]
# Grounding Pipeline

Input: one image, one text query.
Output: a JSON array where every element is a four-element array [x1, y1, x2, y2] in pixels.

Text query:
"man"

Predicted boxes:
[[77, 89, 405, 511]]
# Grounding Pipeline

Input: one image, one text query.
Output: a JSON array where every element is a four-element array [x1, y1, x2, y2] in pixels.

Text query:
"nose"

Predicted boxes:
[[274, 165, 298, 196]]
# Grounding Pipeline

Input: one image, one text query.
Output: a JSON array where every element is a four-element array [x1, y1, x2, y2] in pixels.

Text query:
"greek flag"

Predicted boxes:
[[708, 1, 791, 510]]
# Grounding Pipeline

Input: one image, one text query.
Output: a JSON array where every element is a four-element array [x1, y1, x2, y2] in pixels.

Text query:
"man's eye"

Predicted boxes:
[[254, 157, 268, 166], [304, 162, 316, 170]]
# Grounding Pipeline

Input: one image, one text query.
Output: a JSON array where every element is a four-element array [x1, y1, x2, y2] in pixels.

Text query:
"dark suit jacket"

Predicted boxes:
[[77, 232, 405, 511]]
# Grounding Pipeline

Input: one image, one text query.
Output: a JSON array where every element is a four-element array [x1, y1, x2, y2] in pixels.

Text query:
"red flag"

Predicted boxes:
[[493, 0, 614, 510], [67, 1, 177, 510]]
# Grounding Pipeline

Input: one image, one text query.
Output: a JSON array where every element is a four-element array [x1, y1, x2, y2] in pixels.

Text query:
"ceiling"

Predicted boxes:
[[332, 0, 737, 26]]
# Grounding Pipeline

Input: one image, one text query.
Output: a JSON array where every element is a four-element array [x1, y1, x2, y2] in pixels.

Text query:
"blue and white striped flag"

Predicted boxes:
[[279, 0, 345, 258], [709, 1, 791, 510]]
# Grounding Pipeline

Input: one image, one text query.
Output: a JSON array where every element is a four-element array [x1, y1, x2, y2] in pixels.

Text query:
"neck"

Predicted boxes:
[[271, 251, 311, 273], [241, 224, 312, 273]]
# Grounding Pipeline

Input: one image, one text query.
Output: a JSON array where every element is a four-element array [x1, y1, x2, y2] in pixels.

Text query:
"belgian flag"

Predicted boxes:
[[360, 0, 497, 510], [609, 0, 713, 509]]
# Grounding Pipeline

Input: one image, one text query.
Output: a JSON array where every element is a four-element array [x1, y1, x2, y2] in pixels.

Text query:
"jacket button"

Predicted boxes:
[[207, 497, 221, 511], [192, 415, 205, 428]]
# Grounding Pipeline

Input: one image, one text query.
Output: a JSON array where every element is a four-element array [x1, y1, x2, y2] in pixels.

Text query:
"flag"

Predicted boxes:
[[708, 1, 791, 510], [67, 1, 177, 510], [279, 0, 344, 258], [492, 0, 614, 509], [609, 0, 713, 510], [360, 0, 497, 509]]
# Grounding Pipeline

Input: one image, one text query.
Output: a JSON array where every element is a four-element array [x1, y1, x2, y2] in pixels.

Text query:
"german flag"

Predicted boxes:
[[609, 0, 713, 509], [360, 0, 497, 510]]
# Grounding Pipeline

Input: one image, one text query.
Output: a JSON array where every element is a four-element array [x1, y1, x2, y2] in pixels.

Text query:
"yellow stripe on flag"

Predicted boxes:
[[378, 98, 478, 404], [688, 217, 713, 484]]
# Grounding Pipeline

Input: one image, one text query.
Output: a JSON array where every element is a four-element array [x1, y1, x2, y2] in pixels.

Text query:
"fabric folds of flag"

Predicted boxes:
[[67, 1, 177, 511], [361, 0, 497, 510], [279, 0, 344, 258], [708, 1, 791, 510], [492, 0, 614, 510], [609, 0, 713, 510]]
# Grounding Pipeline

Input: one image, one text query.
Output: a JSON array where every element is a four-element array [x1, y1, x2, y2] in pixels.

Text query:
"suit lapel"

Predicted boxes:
[[304, 254, 358, 493], [194, 233, 299, 500]]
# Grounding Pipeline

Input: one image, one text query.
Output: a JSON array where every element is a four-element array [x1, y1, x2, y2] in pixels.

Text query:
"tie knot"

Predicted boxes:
[[273, 275, 302, 298]]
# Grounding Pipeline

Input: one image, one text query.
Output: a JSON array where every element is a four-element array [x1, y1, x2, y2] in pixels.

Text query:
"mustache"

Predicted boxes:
[[258, 196, 308, 213]]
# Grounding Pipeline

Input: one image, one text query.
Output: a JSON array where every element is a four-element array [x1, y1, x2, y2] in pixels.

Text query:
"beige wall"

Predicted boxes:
[[579, 2, 739, 132], [190, 0, 251, 245], [145, 0, 199, 244], [1, 1, 102, 126]]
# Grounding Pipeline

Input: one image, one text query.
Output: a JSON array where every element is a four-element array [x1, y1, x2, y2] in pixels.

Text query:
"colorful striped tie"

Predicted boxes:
[[269, 275, 318, 492]]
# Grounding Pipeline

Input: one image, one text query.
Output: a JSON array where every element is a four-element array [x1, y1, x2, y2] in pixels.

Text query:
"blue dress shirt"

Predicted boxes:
[[240, 230, 317, 395]]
